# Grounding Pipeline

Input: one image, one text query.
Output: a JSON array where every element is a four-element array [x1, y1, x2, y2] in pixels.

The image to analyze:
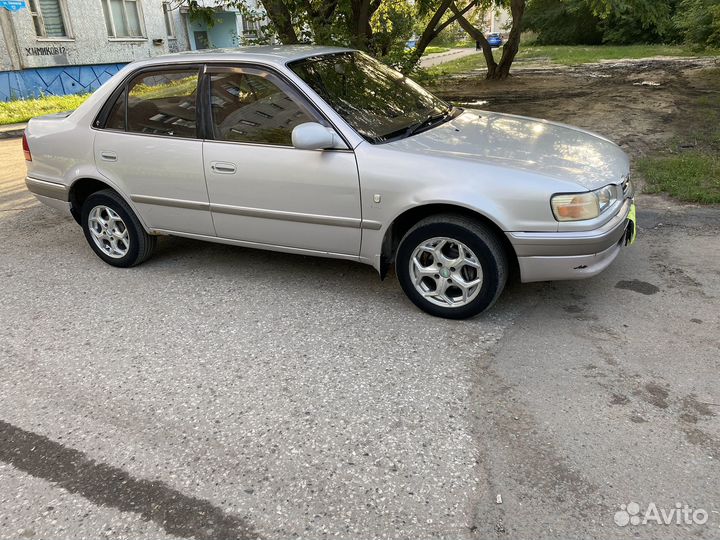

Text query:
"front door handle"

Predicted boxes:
[[210, 161, 236, 174], [100, 151, 117, 162]]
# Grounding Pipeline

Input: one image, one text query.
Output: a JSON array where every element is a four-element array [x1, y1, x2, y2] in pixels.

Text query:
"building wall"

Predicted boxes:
[[187, 11, 238, 50], [0, 0, 191, 100], [0, 20, 12, 72], [6, 0, 190, 70]]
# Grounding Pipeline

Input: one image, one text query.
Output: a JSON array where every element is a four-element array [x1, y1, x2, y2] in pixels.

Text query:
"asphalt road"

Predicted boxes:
[[1, 137, 719, 539]]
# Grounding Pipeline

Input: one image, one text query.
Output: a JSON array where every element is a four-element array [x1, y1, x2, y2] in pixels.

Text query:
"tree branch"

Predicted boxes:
[[450, 1, 498, 74]]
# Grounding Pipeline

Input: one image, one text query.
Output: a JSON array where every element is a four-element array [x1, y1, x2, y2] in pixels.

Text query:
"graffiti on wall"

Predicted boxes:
[[24, 46, 68, 56]]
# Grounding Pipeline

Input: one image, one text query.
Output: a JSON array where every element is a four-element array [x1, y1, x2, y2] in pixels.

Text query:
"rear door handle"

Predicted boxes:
[[210, 161, 236, 174], [100, 151, 117, 162]]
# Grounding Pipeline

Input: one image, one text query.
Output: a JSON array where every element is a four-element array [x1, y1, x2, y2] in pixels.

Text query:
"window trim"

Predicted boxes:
[[102, 0, 147, 40], [28, 0, 73, 39], [162, 2, 176, 39], [93, 61, 351, 150], [201, 63, 350, 150], [94, 64, 203, 140], [203, 64, 326, 148]]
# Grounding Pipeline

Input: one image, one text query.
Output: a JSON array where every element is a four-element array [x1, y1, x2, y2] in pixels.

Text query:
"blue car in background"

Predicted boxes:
[[488, 33, 503, 48]]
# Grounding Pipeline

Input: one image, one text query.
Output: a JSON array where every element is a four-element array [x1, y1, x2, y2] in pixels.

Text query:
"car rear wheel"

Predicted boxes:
[[81, 189, 156, 267], [396, 215, 508, 319]]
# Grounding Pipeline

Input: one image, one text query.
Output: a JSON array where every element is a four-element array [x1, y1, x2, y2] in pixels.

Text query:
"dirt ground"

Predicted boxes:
[[428, 57, 720, 167]]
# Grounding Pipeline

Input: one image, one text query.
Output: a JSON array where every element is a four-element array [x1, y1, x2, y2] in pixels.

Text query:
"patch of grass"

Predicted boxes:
[[422, 44, 720, 79], [638, 67, 720, 204], [424, 46, 451, 55], [0, 94, 90, 125], [516, 44, 720, 65], [638, 153, 720, 204]]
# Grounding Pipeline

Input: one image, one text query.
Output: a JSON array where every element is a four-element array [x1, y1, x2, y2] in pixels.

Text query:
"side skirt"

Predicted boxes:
[[151, 228, 366, 264]]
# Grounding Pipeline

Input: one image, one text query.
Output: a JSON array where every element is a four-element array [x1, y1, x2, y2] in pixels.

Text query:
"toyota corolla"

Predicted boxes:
[[24, 46, 636, 319]]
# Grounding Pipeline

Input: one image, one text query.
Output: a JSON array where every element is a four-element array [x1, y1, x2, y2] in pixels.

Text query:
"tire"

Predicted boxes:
[[396, 214, 508, 319], [81, 189, 156, 268]]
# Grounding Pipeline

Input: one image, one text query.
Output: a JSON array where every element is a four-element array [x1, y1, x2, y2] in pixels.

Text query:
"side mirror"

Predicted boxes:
[[291, 122, 343, 150]]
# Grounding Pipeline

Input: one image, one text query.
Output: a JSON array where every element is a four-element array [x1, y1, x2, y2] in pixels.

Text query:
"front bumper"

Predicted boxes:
[[507, 197, 634, 283]]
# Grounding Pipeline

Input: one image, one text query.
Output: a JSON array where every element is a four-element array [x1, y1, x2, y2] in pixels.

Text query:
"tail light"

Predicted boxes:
[[22, 133, 32, 161]]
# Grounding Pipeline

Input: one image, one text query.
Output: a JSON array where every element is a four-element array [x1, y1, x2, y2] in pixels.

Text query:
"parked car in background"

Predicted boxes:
[[24, 46, 636, 319], [488, 33, 503, 48]]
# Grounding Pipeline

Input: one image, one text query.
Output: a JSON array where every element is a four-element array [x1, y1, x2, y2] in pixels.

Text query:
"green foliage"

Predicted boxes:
[[523, 0, 604, 44], [674, 0, 720, 47], [371, 0, 415, 58], [0, 94, 90, 125], [524, 0, 681, 45], [600, 0, 681, 44]]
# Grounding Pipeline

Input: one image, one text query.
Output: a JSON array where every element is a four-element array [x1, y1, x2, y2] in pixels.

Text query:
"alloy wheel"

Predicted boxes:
[[408, 236, 483, 308], [87, 205, 130, 259]]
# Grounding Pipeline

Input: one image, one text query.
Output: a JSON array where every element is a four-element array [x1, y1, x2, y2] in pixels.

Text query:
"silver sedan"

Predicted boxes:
[[24, 46, 636, 319]]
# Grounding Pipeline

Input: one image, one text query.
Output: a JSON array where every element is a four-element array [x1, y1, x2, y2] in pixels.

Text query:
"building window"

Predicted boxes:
[[28, 0, 70, 38], [241, 14, 258, 38], [193, 30, 209, 49], [162, 2, 175, 39], [101, 0, 145, 38]]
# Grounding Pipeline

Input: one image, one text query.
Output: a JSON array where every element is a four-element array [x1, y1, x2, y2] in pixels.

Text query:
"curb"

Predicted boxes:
[[0, 128, 25, 139], [0, 122, 27, 139]]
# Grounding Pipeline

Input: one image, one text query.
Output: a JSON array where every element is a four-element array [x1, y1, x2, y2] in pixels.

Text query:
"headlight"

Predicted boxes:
[[551, 185, 619, 222], [596, 185, 617, 213]]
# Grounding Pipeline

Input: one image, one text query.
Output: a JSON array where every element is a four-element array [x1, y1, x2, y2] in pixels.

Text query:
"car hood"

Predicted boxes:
[[386, 109, 630, 190]]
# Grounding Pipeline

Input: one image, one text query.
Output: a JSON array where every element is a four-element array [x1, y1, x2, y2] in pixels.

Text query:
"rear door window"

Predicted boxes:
[[102, 68, 200, 138]]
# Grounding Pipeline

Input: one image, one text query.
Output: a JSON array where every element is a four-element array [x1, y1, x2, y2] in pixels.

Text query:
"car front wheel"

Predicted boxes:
[[396, 215, 508, 319], [81, 189, 156, 267]]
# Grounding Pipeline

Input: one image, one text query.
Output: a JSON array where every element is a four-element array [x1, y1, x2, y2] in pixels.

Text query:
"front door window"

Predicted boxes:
[[208, 69, 314, 146]]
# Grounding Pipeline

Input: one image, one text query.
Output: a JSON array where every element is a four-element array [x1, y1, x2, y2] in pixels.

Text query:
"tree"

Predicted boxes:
[[186, 0, 528, 79], [371, 0, 415, 58], [451, 0, 527, 79], [523, 0, 604, 45], [399, 0, 476, 70], [587, 0, 680, 43], [675, 0, 720, 47]]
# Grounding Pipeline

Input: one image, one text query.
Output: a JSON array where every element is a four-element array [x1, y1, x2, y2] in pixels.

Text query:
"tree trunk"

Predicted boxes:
[[262, 0, 299, 44], [411, 0, 453, 62], [488, 0, 525, 80], [450, 2, 498, 76], [401, 0, 476, 72], [350, 0, 374, 51], [452, 0, 525, 80]]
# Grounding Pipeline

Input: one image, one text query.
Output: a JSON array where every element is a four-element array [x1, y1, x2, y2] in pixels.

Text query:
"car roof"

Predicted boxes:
[[140, 45, 354, 67]]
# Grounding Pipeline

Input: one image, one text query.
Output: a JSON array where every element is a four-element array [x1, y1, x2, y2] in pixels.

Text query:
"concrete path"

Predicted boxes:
[[419, 47, 480, 68]]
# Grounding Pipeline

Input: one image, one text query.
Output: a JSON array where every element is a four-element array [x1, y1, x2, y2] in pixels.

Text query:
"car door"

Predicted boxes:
[[94, 65, 215, 236], [201, 65, 361, 256]]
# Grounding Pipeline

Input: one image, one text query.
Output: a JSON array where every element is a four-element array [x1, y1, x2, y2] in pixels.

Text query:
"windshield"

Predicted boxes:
[[289, 51, 452, 143]]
